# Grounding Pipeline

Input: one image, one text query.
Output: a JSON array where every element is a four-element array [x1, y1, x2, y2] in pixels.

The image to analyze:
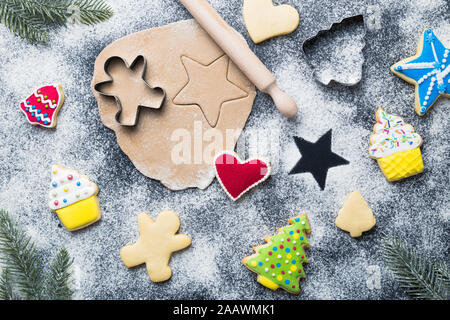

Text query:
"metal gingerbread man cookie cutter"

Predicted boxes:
[[94, 55, 166, 127]]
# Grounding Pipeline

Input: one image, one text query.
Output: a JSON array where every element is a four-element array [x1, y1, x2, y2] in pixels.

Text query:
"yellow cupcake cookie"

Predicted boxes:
[[48, 165, 101, 231], [369, 108, 424, 182]]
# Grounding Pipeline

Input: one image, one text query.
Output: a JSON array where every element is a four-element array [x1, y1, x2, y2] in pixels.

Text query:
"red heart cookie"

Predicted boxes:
[[214, 151, 271, 201]]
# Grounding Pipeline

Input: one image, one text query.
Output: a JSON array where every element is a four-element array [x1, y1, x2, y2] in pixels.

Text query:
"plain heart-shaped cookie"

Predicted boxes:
[[243, 0, 300, 44], [214, 151, 271, 201]]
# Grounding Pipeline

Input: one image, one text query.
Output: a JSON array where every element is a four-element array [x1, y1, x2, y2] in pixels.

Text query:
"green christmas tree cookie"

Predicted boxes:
[[242, 214, 311, 294]]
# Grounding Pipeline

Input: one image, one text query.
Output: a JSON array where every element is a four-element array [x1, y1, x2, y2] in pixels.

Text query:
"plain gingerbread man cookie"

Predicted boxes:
[[335, 191, 376, 237], [243, 0, 299, 44], [120, 210, 191, 282]]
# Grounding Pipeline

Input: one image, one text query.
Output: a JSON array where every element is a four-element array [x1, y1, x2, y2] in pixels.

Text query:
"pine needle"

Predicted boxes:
[[0, 268, 17, 300], [44, 248, 74, 300], [382, 235, 449, 300], [434, 262, 450, 290], [0, 209, 44, 299]]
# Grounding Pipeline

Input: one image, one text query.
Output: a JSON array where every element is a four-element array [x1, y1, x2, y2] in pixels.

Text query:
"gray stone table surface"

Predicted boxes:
[[0, 0, 448, 299]]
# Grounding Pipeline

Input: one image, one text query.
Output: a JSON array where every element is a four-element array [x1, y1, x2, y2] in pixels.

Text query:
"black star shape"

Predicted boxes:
[[289, 129, 349, 190]]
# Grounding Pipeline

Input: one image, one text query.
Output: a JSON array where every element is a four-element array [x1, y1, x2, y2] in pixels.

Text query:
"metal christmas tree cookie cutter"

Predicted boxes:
[[302, 15, 366, 87], [93, 55, 166, 127]]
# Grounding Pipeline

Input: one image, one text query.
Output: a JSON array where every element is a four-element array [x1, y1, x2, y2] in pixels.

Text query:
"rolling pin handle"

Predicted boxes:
[[265, 84, 298, 118]]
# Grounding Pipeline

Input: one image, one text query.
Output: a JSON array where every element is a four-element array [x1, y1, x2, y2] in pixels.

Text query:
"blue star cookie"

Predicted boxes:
[[391, 29, 449, 116]]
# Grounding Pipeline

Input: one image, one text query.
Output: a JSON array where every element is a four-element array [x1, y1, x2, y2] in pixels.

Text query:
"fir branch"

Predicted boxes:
[[434, 262, 450, 291], [0, 209, 44, 299], [44, 248, 74, 300], [382, 236, 448, 300], [15, 0, 114, 25], [4, 0, 69, 25], [0, 1, 49, 43], [0, 268, 17, 300], [0, 0, 113, 43], [72, 0, 113, 25]]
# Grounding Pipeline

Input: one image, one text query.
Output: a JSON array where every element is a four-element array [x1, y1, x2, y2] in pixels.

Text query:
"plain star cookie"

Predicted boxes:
[[173, 55, 248, 127], [243, 0, 299, 44], [391, 29, 450, 116], [48, 165, 101, 231], [120, 210, 191, 282], [242, 215, 311, 294], [335, 191, 376, 237]]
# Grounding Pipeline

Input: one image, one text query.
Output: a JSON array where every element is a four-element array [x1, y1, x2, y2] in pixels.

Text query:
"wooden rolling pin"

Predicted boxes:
[[178, 0, 298, 118]]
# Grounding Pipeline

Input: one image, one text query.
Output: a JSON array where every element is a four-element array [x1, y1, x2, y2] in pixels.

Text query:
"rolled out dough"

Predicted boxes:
[[91, 19, 256, 190]]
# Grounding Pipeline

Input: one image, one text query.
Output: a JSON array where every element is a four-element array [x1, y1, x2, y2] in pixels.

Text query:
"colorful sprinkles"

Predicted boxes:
[[48, 165, 97, 211], [369, 108, 423, 158]]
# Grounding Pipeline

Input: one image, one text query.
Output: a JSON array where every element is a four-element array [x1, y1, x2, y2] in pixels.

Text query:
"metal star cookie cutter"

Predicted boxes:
[[94, 55, 166, 127], [302, 15, 366, 87]]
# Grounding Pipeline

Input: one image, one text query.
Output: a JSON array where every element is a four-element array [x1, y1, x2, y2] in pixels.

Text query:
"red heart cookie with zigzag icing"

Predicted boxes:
[[214, 151, 271, 201]]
